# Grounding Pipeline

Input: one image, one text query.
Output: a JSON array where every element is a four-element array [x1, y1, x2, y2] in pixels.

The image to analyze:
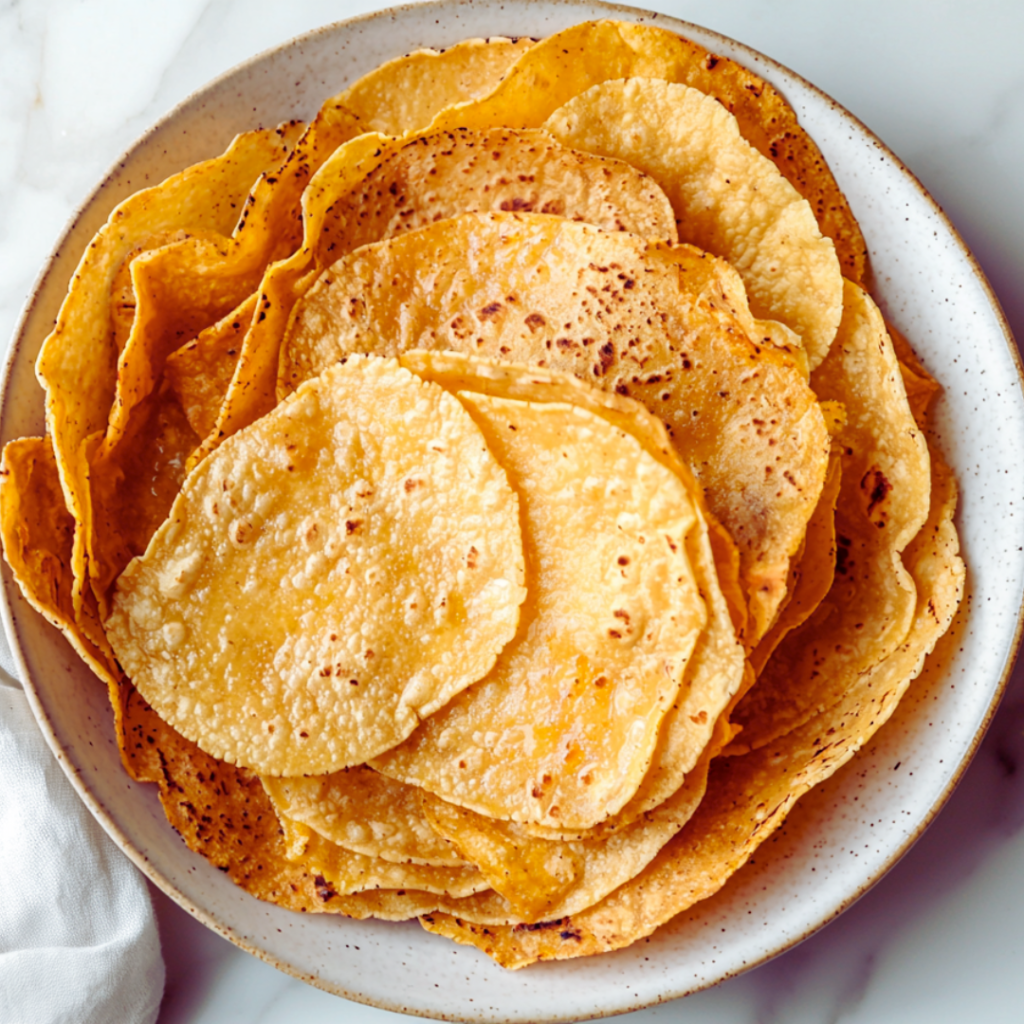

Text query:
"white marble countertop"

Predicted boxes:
[[3, 1, 1024, 1021]]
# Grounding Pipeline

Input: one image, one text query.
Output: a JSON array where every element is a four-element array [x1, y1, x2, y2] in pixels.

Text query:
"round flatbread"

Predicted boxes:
[[106, 356, 526, 776], [374, 387, 707, 830], [544, 78, 843, 368], [280, 212, 828, 643]]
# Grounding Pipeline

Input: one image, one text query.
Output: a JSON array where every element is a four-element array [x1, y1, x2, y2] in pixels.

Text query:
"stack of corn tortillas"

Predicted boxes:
[[1, 20, 964, 970]]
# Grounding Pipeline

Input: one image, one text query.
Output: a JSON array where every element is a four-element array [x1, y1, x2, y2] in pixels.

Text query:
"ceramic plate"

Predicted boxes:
[[3, 1, 1023, 1020]]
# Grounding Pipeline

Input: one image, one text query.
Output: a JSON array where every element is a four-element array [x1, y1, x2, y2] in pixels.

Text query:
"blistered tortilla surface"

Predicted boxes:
[[107, 356, 526, 775], [282, 212, 828, 642], [375, 390, 706, 829]]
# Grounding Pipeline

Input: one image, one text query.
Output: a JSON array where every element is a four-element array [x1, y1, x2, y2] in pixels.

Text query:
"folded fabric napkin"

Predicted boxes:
[[0, 631, 164, 1024]]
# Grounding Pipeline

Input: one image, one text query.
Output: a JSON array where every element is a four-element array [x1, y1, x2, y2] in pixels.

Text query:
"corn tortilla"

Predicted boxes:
[[0, 437, 115, 685], [281, 212, 828, 642], [732, 280, 930, 750], [276, 815, 488, 898], [107, 357, 526, 775], [375, 387, 706, 829], [544, 78, 843, 368], [185, 36, 536, 467], [427, 19, 867, 282], [399, 351, 746, 839], [262, 766, 468, 867], [420, 435, 963, 967], [190, 125, 680, 463]]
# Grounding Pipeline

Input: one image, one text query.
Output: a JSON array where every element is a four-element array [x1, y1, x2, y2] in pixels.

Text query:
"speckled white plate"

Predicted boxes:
[[2, 1, 1023, 1020]]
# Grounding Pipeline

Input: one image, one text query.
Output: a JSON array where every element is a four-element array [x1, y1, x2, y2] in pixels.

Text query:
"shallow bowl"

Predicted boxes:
[[3, 1, 1023, 1020]]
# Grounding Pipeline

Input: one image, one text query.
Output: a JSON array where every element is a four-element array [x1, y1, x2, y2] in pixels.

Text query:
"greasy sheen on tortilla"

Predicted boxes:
[[544, 78, 843, 368], [281, 212, 828, 642], [275, 815, 488, 898], [375, 385, 707, 829], [106, 357, 526, 776]]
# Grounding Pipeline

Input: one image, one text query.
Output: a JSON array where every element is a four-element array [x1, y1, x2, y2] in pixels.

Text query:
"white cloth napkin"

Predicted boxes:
[[0, 632, 164, 1024]]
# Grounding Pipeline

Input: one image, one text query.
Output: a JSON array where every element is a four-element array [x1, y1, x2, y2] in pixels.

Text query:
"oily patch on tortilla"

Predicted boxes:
[[261, 766, 466, 867], [275, 815, 487, 897]]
